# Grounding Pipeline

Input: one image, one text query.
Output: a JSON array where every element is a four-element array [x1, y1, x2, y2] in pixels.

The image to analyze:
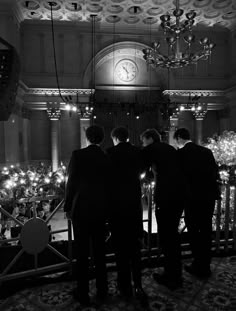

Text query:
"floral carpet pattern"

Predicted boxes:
[[1, 256, 236, 311]]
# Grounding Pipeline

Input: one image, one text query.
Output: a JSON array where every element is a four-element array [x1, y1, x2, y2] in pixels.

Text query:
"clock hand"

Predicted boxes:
[[122, 66, 128, 73]]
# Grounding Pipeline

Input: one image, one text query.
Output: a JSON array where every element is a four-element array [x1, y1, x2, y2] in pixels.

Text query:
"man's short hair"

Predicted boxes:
[[140, 128, 161, 143], [86, 125, 104, 144], [173, 128, 191, 140], [111, 127, 129, 142]]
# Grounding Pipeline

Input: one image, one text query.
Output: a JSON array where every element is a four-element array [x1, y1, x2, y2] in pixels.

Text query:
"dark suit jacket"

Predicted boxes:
[[64, 144, 111, 223], [141, 141, 188, 204], [176, 142, 220, 200], [106, 142, 143, 235]]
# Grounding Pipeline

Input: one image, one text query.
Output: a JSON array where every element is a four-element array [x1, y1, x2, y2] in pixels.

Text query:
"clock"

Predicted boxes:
[[115, 59, 138, 82]]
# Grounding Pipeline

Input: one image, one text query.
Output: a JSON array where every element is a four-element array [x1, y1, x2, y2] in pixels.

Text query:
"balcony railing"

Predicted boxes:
[[0, 184, 235, 285]]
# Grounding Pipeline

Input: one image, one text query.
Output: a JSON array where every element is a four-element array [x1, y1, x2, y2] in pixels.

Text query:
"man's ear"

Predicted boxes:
[[112, 137, 117, 145]]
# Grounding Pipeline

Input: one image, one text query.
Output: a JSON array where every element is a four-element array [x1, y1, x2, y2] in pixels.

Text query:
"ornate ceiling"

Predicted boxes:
[[11, 0, 236, 31]]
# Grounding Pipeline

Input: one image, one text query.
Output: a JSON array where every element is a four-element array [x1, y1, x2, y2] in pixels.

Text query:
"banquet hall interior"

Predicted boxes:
[[0, 0, 236, 310]]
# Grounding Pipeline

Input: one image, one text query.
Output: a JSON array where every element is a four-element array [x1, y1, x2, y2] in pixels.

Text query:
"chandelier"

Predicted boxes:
[[143, 0, 215, 69]]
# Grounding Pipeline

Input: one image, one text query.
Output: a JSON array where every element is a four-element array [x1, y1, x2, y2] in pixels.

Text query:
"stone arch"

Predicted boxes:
[[83, 41, 168, 90]]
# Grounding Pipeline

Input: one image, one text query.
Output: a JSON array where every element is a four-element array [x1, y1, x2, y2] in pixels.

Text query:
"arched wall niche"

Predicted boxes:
[[83, 41, 168, 92]]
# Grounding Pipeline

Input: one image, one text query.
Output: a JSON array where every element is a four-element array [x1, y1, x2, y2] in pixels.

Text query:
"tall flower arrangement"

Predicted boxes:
[[205, 131, 236, 185], [205, 131, 236, 231]]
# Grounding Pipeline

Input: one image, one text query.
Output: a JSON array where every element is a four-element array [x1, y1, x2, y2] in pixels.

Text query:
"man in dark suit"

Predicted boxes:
[[107, 127, 147, 304], [140, 128, 187, 290], [64, 125, 110, 306], [174, 128, 220, 278]]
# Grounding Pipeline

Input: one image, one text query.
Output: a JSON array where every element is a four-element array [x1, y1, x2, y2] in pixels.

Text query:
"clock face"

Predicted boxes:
[[115, 60, 138, 82]]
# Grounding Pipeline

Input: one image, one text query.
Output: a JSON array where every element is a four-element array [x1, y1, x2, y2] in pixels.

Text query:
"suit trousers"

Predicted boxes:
[[184, 198, 215, 271], [72, 220, 108, 297], [111, 221, 142, 292], [155, 199, 184, 279]]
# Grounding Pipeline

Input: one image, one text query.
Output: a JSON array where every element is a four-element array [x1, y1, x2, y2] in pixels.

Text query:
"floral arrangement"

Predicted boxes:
[[205, 130, 236, 185], [205, 131, 236, 231]]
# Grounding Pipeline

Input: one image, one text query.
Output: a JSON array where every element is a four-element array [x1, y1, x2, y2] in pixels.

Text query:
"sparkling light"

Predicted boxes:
[[205, 131, 236, 166]]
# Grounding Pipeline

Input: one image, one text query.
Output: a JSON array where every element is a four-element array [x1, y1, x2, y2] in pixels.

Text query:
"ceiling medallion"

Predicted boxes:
[[65, 2, 82, 12], [124, 16, 140, 24], [132, 0, 148, 4], [67, 13, 83, 21], [27, 11, 42, 19], [193, 0, 212, 8], [147, 7, 164, 16], [106, 15, 121, 23], [213, 0, 232, 9], [23, 0, 40, 10], [46, 12, 63, 20], [152, 0, 169, 5], [222, 12, 236, 20], [111, 0, 126, 3], [87, 3, 103, 13], [143, 17, 158, 24], [107, 5, 124, 14], [204, 11, 221, 19], [43, 1, 61, 11], [87, 15, 102, 22], [127, 6, 143, 14]]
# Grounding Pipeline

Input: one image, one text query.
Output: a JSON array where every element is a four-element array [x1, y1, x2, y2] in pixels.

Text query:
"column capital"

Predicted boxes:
[[193, 110, 207, 120], [47, 108, 61, 120], [170, 110, 179, 121]]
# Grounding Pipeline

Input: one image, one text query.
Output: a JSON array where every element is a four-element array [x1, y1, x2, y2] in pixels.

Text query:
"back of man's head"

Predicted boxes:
[[141, 128, 161, 143], [174, 128, 191, 141], [86, 125, 104, 145], [111, 127, 129, 142]]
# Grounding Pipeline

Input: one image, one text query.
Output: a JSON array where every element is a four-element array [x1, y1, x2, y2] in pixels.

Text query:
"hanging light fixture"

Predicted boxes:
[[178, 93, 207, 116], [49, 2, 94, 119], [143, 0, 215, 69], [63, 14, 96, 119], [86, 14, 96, 120]]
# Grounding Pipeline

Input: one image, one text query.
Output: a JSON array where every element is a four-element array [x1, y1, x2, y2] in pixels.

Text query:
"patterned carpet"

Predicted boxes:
[[1, 256, 236, 311]]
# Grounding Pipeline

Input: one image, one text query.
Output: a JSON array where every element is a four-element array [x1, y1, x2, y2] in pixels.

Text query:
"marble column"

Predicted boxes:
[[193, 109, 207, 145], [47, 108, 61, 172], [168, 112, 179, 147]]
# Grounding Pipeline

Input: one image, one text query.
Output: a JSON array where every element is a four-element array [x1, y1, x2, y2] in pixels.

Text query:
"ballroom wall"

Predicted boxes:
[[20, 21, 231, 90], [0, 5, 236, 166]]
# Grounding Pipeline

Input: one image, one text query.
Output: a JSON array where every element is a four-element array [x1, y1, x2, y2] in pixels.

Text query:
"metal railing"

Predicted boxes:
[[0, 184, 236, 285], [0, 195, 72, 284]]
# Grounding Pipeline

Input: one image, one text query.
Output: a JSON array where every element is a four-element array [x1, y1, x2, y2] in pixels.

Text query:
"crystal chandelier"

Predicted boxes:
[[143, 0, 215, 69]]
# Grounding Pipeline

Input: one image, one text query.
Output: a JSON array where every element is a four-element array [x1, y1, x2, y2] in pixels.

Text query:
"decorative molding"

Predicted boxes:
[[96, 85, 160, 91], [13, 0, 236, 30], [18, 81, 95, 111], [163, 89, 226, 111], [26, 88, 94, 96], [163, 90, 225, 97]]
